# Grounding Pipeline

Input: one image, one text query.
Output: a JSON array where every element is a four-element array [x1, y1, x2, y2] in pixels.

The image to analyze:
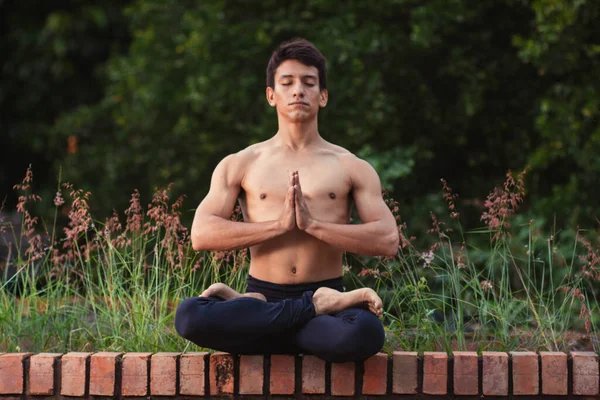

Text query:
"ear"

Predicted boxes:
[[266, 87, 276, 107], [319, 89, 328, 108]]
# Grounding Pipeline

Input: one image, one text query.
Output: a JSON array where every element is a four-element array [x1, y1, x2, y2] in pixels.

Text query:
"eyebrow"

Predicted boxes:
[[278, 74, 317, 80]]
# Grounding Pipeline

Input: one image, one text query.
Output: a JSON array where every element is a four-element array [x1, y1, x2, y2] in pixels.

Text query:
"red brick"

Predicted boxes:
[[121, 352, 151, 397], [0, 353, 33, 394], [423, 352, 447, 395], [209, 352, 234, 395], [301, 355, 325, 394], [510, 351, 539, 395], [331, 362, 355, 396], [363, 353, 387, 395], [150, 352, 179, 396], [60, 352, 91, 396], [90, 352, 122, 396], [540, 351, 567, 395], [270, 355, 294, 395], [180, 352, 208, 396], [482, 352, 508, 396], [392, 351, 418, 394], [453, 351, 478, 395], [572, 351, 599, 396], [239, 355, 263, 395], [28, 353, 61, 395]]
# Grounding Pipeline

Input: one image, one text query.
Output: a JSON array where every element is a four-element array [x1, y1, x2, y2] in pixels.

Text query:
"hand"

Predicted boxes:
[[278, 172, 296, 232], [293, 171, 314, 231]]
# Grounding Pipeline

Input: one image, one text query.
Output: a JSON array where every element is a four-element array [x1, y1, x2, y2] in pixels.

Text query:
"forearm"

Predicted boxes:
[[305, 220, 399, 257], [191, 216, 284, 251]]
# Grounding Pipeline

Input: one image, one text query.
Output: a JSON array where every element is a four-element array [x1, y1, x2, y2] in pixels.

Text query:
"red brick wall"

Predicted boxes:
[[0, 351, 597, 397]]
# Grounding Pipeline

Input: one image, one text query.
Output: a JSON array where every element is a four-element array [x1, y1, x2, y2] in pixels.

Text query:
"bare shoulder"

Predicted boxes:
[[322, 142, 379, 185], [215, 141, 265, 184]]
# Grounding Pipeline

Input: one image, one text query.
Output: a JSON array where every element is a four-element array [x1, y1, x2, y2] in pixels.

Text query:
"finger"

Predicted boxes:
[[294, 185, 300, 206]]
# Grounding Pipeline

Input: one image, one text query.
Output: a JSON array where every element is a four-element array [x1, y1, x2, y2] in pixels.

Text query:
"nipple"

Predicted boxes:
[[329, 192, 336, 199], [260, 193, 266, 200]]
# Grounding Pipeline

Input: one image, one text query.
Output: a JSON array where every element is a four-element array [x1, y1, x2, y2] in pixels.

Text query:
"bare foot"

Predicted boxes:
[[312, 287, 383, 317], [200, 283, 267, 302]]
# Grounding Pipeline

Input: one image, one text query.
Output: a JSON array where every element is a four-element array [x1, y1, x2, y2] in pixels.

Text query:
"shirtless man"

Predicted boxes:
[[175, 38, 399, 363]]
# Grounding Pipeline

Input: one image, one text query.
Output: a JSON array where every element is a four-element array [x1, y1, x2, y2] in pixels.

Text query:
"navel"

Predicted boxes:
[[329, 192, 336, 199], [291, 266, 297, 274], [260, 193, 266, 200]]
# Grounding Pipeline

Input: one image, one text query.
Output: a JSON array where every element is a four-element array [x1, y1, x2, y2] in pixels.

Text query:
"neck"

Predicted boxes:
[[274, 118, 320, 151]]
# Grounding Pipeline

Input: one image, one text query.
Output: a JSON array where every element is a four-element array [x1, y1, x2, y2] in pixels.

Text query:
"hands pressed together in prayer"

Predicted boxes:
[[279, 171, 314, 232]]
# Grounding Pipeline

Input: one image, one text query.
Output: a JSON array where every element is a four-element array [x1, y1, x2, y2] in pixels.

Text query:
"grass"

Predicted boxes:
[[1, 167, 599, 354]]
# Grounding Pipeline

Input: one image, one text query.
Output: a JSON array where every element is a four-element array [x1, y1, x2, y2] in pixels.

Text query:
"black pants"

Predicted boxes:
[[175, 275, 385, 363]]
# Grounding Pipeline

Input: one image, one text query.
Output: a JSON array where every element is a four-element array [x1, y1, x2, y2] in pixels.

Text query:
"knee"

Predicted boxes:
[[328, 313, 385, 363], [175, 297, 210, 340], [358, 315, 386, 358]]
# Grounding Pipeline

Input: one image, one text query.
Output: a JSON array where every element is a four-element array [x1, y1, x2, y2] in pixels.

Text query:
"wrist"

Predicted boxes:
[[272, 219, 283, 234], [274, 218, 292, 235], [304, 218, 320, 237]]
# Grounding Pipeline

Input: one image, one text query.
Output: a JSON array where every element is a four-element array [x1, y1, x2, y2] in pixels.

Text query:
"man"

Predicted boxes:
[[175, 38, 399, 363]]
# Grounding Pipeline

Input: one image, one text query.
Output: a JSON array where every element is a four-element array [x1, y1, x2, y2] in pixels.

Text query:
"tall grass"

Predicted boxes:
[[1, 167, 598, 354], [347, 170, 599, 353]]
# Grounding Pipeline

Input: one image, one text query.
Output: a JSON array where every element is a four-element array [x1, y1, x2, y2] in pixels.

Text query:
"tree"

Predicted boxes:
[[4, 0, 598, 229], [0, 0, 129, 210]]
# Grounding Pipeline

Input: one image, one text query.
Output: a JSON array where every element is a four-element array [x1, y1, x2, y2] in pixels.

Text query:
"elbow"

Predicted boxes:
[[380, 231, 399, 257], [191, 238, 204, 252], [191, 227, 212, 252], [191, 216, 219, 251], [191, 236, 206, 252]]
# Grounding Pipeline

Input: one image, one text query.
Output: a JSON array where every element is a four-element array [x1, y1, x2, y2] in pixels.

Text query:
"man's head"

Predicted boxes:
[[266, 38, 327, 91], [266, 39, 328, 123]]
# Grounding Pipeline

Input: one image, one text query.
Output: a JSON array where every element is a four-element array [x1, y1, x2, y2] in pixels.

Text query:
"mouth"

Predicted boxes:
[[289, 102, 309, 106]]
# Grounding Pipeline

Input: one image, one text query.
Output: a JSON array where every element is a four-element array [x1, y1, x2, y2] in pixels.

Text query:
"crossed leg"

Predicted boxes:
[[200, 282, 268, 301], [200, 282, 383, 316], [294, 308, 385, 363], [175, 283, 385, 361]]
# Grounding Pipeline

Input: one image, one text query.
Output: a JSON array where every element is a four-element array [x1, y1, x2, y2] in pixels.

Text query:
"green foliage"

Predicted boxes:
[[2, 168, 599, 353], [512, 0, 600, 220], [2, 0, 599, 228], [41, 0, 597, 228], [0, 1, 129, 208]]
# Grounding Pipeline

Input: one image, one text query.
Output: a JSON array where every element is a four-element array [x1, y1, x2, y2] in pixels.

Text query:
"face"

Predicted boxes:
[[266, 59, 328, 123]]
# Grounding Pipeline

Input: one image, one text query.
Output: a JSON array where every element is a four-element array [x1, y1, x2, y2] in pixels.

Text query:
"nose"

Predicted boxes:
[[293, 83, 305, 98]]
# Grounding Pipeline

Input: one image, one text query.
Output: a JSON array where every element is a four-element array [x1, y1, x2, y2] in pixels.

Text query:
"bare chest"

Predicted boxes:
[[239, 157, 352, 223]]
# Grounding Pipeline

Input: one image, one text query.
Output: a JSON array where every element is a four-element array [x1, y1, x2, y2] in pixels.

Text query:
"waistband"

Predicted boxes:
[[246, 274, 344, 302]]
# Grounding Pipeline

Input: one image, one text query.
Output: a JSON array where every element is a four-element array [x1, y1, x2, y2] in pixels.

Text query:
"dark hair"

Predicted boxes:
[[266, 38, 327, 90]]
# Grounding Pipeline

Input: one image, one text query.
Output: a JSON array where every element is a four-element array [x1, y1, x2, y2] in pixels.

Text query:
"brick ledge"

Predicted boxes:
[[0, 351, 598, 397]]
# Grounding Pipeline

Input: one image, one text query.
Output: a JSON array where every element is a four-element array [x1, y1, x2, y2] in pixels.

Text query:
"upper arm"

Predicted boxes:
[[348, 157, 395, 226], [195, 153, 244, 220]]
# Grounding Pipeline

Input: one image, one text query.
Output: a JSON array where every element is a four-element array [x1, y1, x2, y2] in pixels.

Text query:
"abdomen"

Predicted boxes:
[[248, 231, 344, 284]]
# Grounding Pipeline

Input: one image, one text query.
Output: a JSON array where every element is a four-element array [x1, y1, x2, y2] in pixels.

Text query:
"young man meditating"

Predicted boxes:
[[175, 38, 399, 363]]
